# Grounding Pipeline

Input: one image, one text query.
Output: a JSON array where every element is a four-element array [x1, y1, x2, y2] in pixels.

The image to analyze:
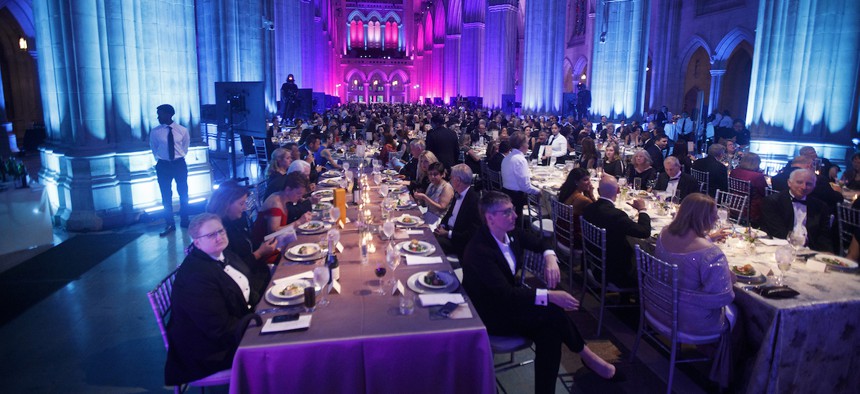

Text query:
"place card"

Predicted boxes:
[[759, 238, 789, 246], [390, 280, 405, 295], [261, 314, 312, 334], [330, 280, 342, 294], [336, 242, 344, 253], [405, 255, 443, 265], [273, 271, 314, 286], [805, 259, 828, 272], [418, 293, 465, 306]]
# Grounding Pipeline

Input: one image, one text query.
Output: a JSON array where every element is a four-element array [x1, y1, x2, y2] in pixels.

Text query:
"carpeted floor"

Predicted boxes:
[[0, 232, 141, 326]]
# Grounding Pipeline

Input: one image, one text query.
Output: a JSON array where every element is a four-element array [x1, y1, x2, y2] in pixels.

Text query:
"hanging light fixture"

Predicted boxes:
[[19, 37, 28, 51]]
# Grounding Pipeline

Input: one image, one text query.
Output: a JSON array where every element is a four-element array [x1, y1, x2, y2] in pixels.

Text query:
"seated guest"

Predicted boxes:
[[692, 143, 728, 197], [434, 164, 481, 261], [581, 176, 651, 288], [724, 140, 741, 169], [578, 137, 598, 170], [729, 152, 768, 227], [414, 162, 454, 224], [733, 119, 751, 146], [165, 213, 266, 386], [529, 130, 550, 165], [653, 157, 699, 201], [489, 139, 510, 172], [207, 181, 278, 281], [556, 168, 595, 249], [626, 149, 656, 190], [251, 172, 312, 248], [502, 132, 543, 223], [263, 148, 292, 200], [645, 134, 669, 173], [545, 123, 569, 164], [625, 125, 643, 147], [459, 134, 482, 175], [398, 140, 425, 181], [463, 191, 617, 394], [655, 193, 736, 387], [409, 150, 439, 193], [761, 169, 833, 252], [377, 133, 397, 167], [670, 139, 694, 173], [770, 155, 811, 192], [602, 143, 624, 178], [840, 152, 860, 189]]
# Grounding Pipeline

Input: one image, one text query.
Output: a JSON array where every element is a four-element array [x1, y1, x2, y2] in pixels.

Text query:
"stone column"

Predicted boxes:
[[363, 83, 370, 103], [483, 0, 519, 109], [384, 83, 391, 103], [591, 0, 651, 119], [34, 0, 209, 230], [522, 0, 565, 114], [708, 69, 726, 116]]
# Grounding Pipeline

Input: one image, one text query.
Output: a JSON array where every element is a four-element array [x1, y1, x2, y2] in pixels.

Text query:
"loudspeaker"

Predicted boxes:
[[433, 97, 444, 106], [424, 98, 432, 105], [312, 92, 326, 113]]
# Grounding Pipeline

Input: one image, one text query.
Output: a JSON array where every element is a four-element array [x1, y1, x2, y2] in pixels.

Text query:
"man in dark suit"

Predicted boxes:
[[645, 134, 669, 173], [692, 143, 728, 197], [581, 176, 651, 288], [463, 191, 616, 394], [425, 114, 459, 170], [761, 169, 833, 252], [488, 140, 510, 172], [653, 156, 700, 201], [398, 140, 424, 181], [434, 165, 481, 261], [655, 105, 670, 130], [165, 213, 264, 386]]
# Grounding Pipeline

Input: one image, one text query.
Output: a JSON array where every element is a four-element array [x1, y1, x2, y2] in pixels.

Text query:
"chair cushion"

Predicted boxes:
[[187, 369, 231, 387], [489, 335, 534, 353], [643, 310, 722, 344]]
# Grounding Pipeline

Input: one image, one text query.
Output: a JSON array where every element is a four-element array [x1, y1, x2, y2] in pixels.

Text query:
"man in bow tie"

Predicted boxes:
[[761, 169, 833, 252], [653, 157, 699, 201], [150, 104, 190, 236], [434, 164, 481, 262]]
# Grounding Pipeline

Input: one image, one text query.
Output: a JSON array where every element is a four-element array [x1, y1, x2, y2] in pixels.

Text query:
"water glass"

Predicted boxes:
[[399, 294, 415, 315], [313, 266, 331, 307], [774, 245, 794, 285]]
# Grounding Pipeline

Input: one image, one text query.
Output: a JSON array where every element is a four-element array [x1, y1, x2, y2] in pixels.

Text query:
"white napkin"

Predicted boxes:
[[264, 225, 296, 242], [261, 314, 312, 334], [273, 271, 314, 286], [447, 304, 473, 319], [405, 255, 443, 265], [405, 229, 424, 235], [759, 238, 789, 246], [419, 293, 466, 306]]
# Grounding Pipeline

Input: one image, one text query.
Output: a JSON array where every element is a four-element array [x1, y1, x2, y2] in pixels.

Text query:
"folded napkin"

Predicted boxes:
[[759, 238, 789, 246], [261, 314, 312, 334], [419, 293, 466, 306], [273, 271, 314, 286], [405, 229, 424, 235], [405, 255, 443, 265]]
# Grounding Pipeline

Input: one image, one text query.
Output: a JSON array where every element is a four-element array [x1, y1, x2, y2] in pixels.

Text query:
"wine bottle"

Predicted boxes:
[[353, 173, 361, 205]]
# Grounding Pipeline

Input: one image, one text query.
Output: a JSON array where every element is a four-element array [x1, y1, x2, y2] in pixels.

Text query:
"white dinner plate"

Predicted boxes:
[[311, 190, 334, 202], [269, 279, 315, 300], [288, 243, 320, 258], [297, 221, 330, 235], [417, 272, 451, 289], [395, 214, 423, 227], [406, 271, 460, 294], [312, 202, 333, 211], [811, 254, 858, 271], [317, 178, 341, 188], [396, 240, 436, 256]]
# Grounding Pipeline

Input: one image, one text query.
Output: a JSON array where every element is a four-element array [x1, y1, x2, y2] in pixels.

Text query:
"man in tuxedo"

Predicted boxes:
[[771, 155, 812, 192], [462, 191, 616, 394], [398, 140, 424, 181], [692, 143, 728, 197], [340, 124, 362, 143], [434, 165, 481, 261], [529, 130, 549, 165], [655, 105, 670, 131], [581, 176, 651, 288], [653, 157, 700, 201], [488, 140, 510, 172], [761, 169, 833, 252], [425, 114, 459, 170], [646, 134, 669, 173]]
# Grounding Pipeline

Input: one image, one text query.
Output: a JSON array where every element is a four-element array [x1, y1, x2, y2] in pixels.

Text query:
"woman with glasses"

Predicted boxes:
[[165, 213, 266, 387]]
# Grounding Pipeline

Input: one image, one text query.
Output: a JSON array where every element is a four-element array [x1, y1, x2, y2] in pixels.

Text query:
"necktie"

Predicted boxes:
[[454, 191, 461, 200], [681, 119, 687, 133], [167, 126, 175, 161], [549, 135, 555, 144], [791, 197, 807, 205]]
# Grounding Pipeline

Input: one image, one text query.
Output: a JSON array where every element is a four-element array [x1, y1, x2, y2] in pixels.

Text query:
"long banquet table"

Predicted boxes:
[[529, 165, 860, 392], [229, 179, 495, 394]]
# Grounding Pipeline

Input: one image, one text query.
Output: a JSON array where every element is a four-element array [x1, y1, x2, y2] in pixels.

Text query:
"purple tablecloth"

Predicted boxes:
[[230, 185, 495, 394]]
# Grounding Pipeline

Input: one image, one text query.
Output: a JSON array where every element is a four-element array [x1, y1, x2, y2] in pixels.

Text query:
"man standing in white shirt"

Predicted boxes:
[[150, 104, 190, 236], [543, 123, 569, 165], [501, 132, 542, 226]]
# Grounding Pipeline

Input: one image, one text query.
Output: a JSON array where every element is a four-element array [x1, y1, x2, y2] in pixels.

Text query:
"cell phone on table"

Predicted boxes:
[[271, 313, 300, 323], [437, 302, 459, 318]]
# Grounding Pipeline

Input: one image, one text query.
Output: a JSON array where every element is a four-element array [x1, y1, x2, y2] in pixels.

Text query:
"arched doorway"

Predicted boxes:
[[719, 42, 753, 123], [683, 47, 711, 115], [0, 6, 42, 155]]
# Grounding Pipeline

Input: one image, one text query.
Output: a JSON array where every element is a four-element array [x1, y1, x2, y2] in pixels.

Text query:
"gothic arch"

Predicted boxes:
[[366, 11, 384, 22], [713, 27, 754, 69], [346, 10, 366, 22], [367, 70, 386, 84], [344, 69, 367, 83], [433, 1, 446, 42], [424, 12, 433, 50], [563, 58, 574, 92], [388, 69, 409, 84], [2, 0, 35, 37], [572, 56, 588, 78], [679, 35, 713, 76]]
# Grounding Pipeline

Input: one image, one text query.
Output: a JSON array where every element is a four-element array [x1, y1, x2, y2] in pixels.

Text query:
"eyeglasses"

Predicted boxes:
[[196, 228, 226, 241], [490, 208, 515, 217]]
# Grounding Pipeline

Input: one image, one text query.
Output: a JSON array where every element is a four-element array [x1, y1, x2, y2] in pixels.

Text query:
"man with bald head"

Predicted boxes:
[[761, 169, 833, 252], [581, 176, 652, 288]]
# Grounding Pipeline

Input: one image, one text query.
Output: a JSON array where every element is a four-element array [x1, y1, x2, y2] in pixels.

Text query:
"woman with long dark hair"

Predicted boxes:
[[557, 168, 595, 248]]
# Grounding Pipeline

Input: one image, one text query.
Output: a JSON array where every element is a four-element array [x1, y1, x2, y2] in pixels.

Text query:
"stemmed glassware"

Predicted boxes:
[[382, 220, 396, 241], [374, 261, 387, 295], [313, 266, 331, 307], [717, 207, 729, 230], [329, 207, 341, 224], [774, 245, 794, 285], [787, 230, 806, 250]]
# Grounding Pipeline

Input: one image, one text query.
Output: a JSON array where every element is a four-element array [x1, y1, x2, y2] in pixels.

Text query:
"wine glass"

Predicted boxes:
[[313, 266, 331, 307], [380, 183, 389, 197], [342, 162, 350, 173], [774, 245, 794, 285], [329, 207, 340, 224], [618, 178, 627, 188], [787, 230, 806, 250], [374, 262, 387, 295], [633, 178, 642, 190], [717, 207, 729, 229], [328, 229, 341, 252], [382, 220, 396, 240], [373, 172, 383, 185]]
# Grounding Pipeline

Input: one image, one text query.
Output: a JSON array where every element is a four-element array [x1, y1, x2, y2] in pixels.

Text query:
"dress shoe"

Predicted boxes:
[[160, 225, 176, 237]]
